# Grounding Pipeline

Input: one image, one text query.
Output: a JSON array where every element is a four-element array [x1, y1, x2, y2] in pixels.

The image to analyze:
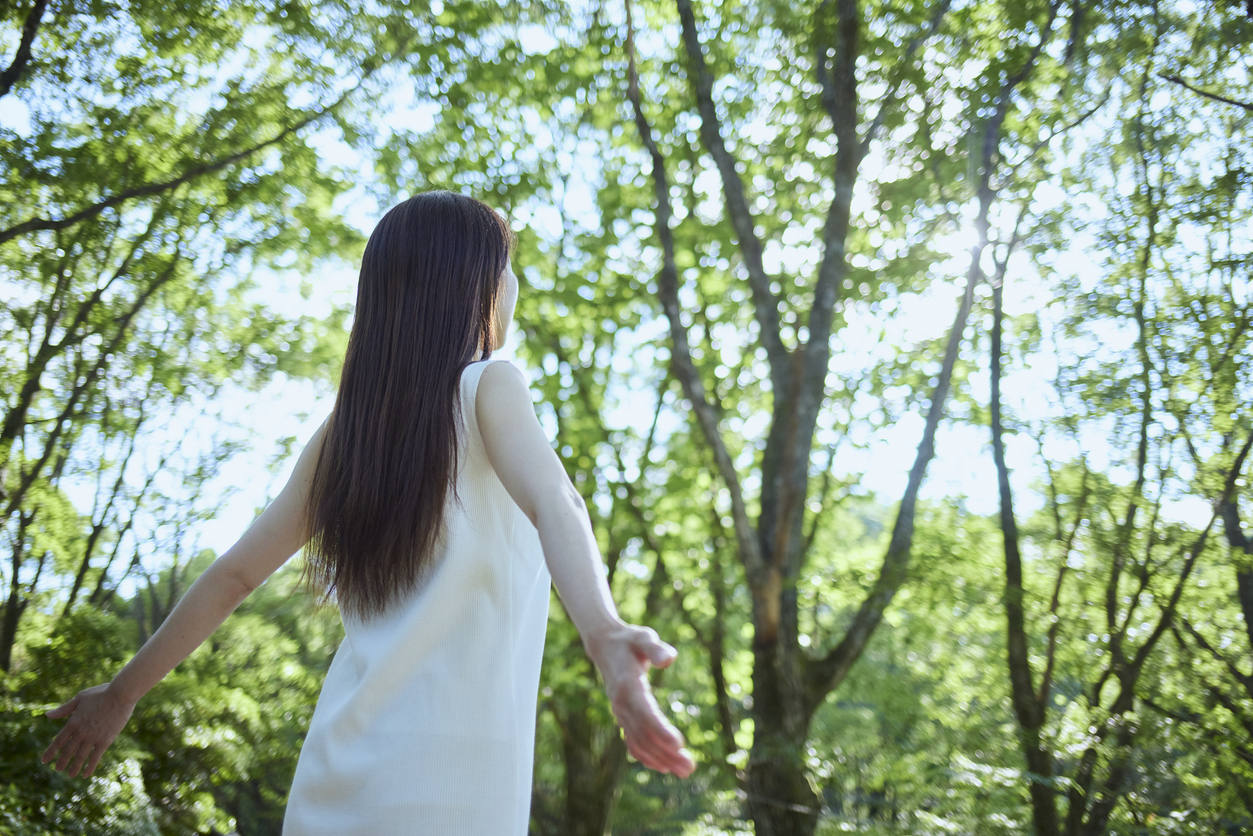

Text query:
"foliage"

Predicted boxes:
[[3, 0, 1253, 834]]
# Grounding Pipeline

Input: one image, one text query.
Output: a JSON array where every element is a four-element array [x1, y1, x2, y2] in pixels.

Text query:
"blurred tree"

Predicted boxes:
[[982, 2, 1253, 833], [4, 0, 1253, 834], [1, 0, 500, 831]]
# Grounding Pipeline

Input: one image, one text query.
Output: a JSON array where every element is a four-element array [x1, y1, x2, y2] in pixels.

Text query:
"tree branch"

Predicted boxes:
[[2, 250, 184, 523], [989, 203, 1059, 834], [1217, 448, 1253, 652], [1128, 429, 1253, 676], [0, 0, 46, 98], [1159, 73, 1253, 112], [855, 0, 953, 158], [1178, 619, 1253, 695], [804, 252, 981, 710], [0, 58, 387, 246], [625, 0, 766, 584], [673, 0, 789, 378], [1038, 464, 1090, 704], [809, 4, 1060, 712], [1105, 44, 1161, 669]]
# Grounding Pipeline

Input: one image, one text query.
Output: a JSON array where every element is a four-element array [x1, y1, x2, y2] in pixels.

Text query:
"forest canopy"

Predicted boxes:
[[2, 1, 1252, 835]]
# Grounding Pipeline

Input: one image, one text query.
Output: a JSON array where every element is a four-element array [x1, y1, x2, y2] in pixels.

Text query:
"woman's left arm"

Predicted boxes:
[[41, 418, 328, 778]]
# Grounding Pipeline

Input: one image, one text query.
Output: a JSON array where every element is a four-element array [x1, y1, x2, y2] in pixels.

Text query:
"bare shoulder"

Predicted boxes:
[[287, 414, 331, 489], [478, 357, 529, 391], [476, 360, 532, 425], [475, 359, 580, 525], [476, 359, 537, 449]]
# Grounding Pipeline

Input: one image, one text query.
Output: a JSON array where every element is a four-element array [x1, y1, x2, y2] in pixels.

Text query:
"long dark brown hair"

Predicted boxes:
[[301, 191, 515, 618]]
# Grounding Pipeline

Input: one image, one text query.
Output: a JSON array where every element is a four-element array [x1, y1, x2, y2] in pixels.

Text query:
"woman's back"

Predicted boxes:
[[282, 358, 551, 836], [39, 192, 692, 816]]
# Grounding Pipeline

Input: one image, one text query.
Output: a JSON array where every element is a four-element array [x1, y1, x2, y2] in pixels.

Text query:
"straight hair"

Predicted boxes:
[[301, 191, 515, 618]]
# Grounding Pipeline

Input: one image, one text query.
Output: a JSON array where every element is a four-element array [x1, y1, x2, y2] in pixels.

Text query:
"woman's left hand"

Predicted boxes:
[[41, 683, 135, 778]]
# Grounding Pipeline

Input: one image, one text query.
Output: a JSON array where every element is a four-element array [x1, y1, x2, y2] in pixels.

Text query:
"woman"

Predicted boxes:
[[40, 191, 695, 833]]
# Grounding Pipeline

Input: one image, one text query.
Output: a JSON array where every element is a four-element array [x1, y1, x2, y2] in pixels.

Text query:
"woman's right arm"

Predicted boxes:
[[476, 360, 695, 778]]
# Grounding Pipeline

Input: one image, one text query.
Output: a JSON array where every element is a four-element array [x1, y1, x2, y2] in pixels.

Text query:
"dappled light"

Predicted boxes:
[[2, 0, 1253, 834]]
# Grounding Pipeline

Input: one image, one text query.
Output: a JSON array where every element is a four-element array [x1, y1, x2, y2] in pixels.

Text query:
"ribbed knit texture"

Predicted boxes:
[[283, 358, 552, 835]]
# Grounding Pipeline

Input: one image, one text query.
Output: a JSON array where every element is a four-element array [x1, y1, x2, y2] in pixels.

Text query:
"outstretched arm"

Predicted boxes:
[[477, 360, 696, 778], [41, 418, 329, 778]]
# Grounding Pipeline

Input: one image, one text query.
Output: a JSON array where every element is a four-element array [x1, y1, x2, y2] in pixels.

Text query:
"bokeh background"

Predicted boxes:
[[1, 0, 1251, 834]]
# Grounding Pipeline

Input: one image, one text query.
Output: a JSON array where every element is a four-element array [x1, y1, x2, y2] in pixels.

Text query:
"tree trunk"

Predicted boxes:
[[560, 703, 628, 836], [0, 510, 33, 672], [992, 278, 1060, 836], [746, 637, 820, 836]]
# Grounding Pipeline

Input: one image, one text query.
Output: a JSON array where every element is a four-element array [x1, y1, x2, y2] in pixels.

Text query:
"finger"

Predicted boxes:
[[642, 711, 689, 772], [630, 628, 671, 664], [671, 751, 696, 778], [650, 643, 678, 668], [621, 692, 681, 773], [46, 695, 80, 719], [84, 744, 107, 779], [633, 682, 684, 749], [615, 692, 672, 770], [69, 742, 96, 778], [641, 690, 683, 743], [619, 705, 671, 768], [42, 723, 76, 764], [624, 731, 672, 773], [635, 689, 694, 772], [56, 737, 87, 772]]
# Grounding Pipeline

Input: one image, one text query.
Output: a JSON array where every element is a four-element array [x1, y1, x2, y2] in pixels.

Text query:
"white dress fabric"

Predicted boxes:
[[283, 358, 553, 836]]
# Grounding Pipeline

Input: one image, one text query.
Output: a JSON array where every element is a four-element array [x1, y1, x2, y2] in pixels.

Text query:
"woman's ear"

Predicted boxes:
[[492, 264, 517, 350], [491, 306, 504, 351]]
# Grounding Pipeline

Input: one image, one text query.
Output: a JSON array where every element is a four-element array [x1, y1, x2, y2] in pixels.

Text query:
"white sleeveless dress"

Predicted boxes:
[[283, 358, 553, 835]]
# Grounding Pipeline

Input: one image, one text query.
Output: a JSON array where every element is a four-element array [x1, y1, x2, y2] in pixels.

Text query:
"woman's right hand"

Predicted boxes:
[[584, 622, 696, 778]]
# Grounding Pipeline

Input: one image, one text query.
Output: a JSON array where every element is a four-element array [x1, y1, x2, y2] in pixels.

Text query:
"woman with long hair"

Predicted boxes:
[[40, 190, 695, 833]]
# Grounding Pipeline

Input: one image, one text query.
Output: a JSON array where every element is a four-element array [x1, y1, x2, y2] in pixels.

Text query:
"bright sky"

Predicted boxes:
[[191, 124, 1212, 577], [0, 23, 1215, 599]]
